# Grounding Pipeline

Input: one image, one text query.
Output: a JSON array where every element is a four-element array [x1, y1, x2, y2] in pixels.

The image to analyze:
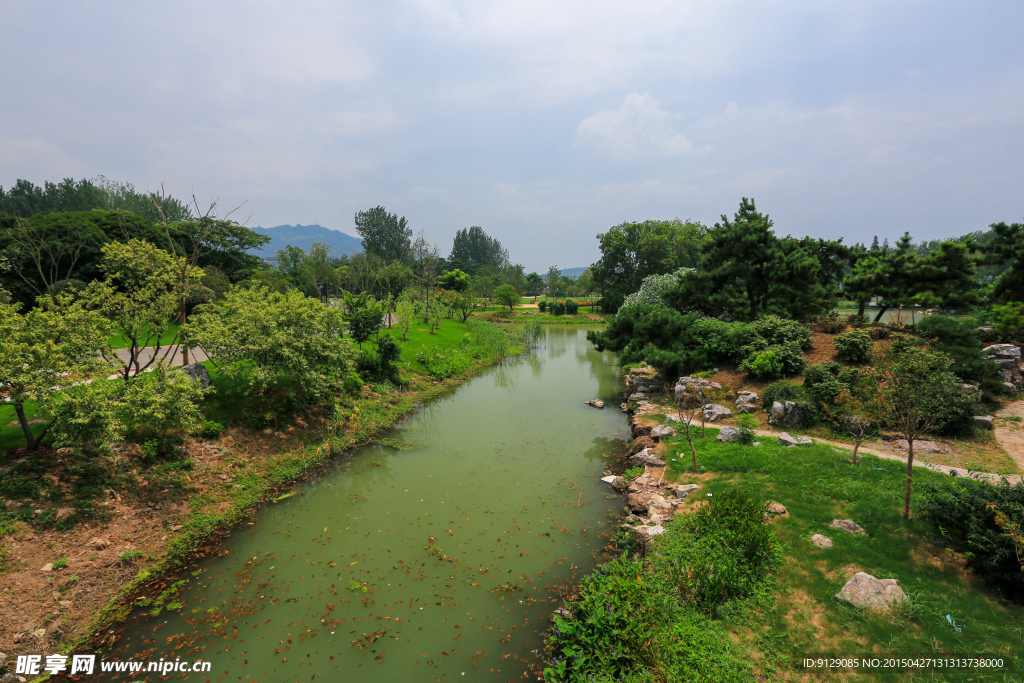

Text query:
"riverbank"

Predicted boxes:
[[543, 366, 1024, 682], [0, 319, 526, 666]]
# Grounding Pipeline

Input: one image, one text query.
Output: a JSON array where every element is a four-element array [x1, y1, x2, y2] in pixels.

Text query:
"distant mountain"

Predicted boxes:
[[550, 266, 589, 280], [248, 224, 363, 259]]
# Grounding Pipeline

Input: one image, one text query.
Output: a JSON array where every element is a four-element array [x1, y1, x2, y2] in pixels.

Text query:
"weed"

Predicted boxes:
[[52, 556, 69, 570]]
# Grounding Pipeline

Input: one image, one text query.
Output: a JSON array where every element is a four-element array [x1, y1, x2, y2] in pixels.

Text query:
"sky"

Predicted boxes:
[[2, 1, 1023, 272]]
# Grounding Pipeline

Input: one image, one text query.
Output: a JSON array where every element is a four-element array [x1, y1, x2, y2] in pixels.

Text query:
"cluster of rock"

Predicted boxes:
[[768, 400, 813, 430], [984, 344, 1024, 393], [777, 432, 813, 447], [735, 390, 758, 414], [612, 469, 702, 540], [672, 376, 722, 401]]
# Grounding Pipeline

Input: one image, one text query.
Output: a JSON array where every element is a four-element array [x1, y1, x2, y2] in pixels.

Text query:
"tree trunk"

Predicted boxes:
[[857, 300, 865, 317], [903, 438, 914, 518], [873, 304, 889, 323], [179, 303, 189, 366], [14, 402, 37, 450], [689, 434, 698, 473], [852, 437, 861, 464]]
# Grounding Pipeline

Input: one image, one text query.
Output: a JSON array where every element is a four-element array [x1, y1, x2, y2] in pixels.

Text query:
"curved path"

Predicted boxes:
[[992, 399, 1024, 475]]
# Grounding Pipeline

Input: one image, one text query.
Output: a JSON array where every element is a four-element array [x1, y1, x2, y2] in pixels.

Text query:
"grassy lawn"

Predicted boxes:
[[0, 401, 46, 460], [107, 321, 181, 349], [653, 429, 1024, 680]]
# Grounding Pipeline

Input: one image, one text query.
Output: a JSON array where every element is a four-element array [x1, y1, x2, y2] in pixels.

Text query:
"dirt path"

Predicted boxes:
[[993, 399, 1024, 474], [749, 427, 1023, 485]]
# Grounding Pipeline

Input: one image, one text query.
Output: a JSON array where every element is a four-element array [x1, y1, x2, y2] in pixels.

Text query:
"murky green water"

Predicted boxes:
[[100, 327, 627, 682]]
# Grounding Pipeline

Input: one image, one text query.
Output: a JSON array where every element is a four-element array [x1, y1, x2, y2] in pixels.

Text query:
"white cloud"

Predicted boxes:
[[0, 135, 85, 184], [574, 93, 694, 160]]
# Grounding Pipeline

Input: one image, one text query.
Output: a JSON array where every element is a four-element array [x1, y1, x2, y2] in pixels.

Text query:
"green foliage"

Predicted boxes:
[[199, 421, 224, 439], [47, 379, 123, 451], [52, 556, 69, 570], [186, 285, 356, 404], [343, 290, 385, 348], [591, 218, 708, 313], [448, 226, 509, 274], [436, 269, 470, 292], [118, 550, 144, 564], [833, 328, 873, 363], [752, 315, 813, 350], [354, 206, 412, 263], [760, 380, 808, 411], [741, 348, 783, 380], [493, 283, 520, 311], [918, 477, 1024, 603], [735, 415, 757, 445], [537, 300, 547, 312], [980, 220, 1024, 302], [588, 305, 707, 378], [867, 324, 891, 340], [123, 363, 207, 455], [817, 310, 847, 334], [991, 302, 1024, 342], [358, 334, 403, 385], [916, 315, 997, 387]]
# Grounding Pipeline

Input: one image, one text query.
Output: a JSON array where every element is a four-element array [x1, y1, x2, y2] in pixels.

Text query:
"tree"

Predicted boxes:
[[667, 381, 706, 473], [87, 240, 202, 384], [448, 226, 509, 274], [437, 269, 470, 292], [344, 291, 385, 349], [452, 291, 476, 322], [494, 283, 520, 311], [354, 206, 412, 263], [122, 362, 208, 455], [823, 387, 875, 465], [525, 272, 544, 299], [981, 220, 1024, 302], [0, 294, 111, 449], [590, 218, 708, 312], [395, 295, 416, 340], [869, 346, 972, 518], [186, 286, 355, 403], [547, 265, 562, 300]]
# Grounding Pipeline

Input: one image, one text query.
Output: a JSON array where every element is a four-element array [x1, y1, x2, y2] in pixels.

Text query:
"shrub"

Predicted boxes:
[[690, 318, 759, 366], [538, 301, 547, 312], [847, 313, 870, 328], [735, 415, 757, 445], [552, 302, 565, 316], [761, 380, 807, 410], [867, 325, 891, 340], [199, 421, 223, 440], [52, 557, 69, 570], [918, 477, 1024, 603], [834, 329, 873, 363], [565, 300, 579, 315], [752, 315, 812, 350], [654, 490, 780, 615], [818, 311, 848, 334], [916, 316, 997, 387], [742, 349, 784, 380], [991, 303, 1024, 342]]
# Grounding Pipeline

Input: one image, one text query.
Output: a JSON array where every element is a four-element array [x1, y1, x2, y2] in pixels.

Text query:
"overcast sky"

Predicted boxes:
[[2, 1, 1022, 271]]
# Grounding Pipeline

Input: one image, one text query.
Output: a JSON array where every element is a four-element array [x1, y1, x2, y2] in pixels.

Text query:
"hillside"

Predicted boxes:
[[248, 224, 363, 259]]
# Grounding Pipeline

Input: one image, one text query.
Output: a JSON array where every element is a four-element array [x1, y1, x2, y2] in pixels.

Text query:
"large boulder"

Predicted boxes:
[[983, 344, 1022, 360], [777, 432, 799, 447], [702, 404, 732, 422], [768, 400, 813, 429], [736, 403, 758, 415], [716, 426, 740, 442], [650, 425, 676, 441], [176, 363, 212, 390], [735, 391, 758, 405], [835, 572, 907, 609], [831, 519, 866, 536], [974, 415, 994, 430]]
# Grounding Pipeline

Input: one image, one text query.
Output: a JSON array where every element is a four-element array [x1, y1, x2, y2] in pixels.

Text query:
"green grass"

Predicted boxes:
[[653, 429, 1024, 680], [0, 401, 45, 458], [108, 321, 181, 349]]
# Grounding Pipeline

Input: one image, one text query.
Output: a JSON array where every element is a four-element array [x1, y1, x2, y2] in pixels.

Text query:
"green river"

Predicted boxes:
[[100, 327, 628, 682]]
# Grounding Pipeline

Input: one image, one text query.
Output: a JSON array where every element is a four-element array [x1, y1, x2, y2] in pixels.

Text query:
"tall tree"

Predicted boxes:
[[354, 206, 412, 263], [448, 226, 509, 274], [590, 218, 708, 312], [981, 220, 1024, 302]]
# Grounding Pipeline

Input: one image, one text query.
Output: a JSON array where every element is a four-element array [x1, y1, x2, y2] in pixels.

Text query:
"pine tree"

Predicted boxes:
[[870, 235, 880, 251]]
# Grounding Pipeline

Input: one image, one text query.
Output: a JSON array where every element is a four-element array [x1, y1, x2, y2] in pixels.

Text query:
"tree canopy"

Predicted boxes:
[[354, 206, 412, 263], [448, 226, 509, 275]]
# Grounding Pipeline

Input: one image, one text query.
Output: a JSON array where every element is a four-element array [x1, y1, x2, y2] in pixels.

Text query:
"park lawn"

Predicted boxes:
[[0, 401, 46, 461], [656, 429, 1024, 681], [108, 320, 181, 349]]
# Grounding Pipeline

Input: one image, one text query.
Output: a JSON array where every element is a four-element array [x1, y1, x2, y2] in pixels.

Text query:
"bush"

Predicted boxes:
[[742, 349, 784, 380], [552, 302, 565, 316], [818, 311, 848, 334], [357, 334, 403, 386], [867, 325, 891, 340], [847, 313, 870, 328], [564, 300, 579, 315], [735, 415, 757, 445], [752, 315, 812, 350], [761, 380, 807, 410], [992, 303, 1024, 342], [199, 421, 223, 439], [834, 329, 873, 363], [538, 301, 547, 312], [916, 316, 997, 386], [654, 490, 781, 615], [919, 477, 1024, 603], [690, 318, 759, 366]]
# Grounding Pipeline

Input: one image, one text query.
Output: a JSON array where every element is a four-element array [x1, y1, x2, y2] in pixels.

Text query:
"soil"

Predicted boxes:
[[993, 400, 1024, 472]]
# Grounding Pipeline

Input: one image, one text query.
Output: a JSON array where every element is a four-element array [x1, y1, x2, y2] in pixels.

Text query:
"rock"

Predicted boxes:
[[54, 507, 75, 522], [55, 447, 75, 458], [87, 537, 111, 549], [769, 400, 814, 429], [58, 600, 72, 608], [626, 493, 652, 514], [628, 436, 657, 456], [40, 563, 54, 573], [629, 449, 666, 467], [675, 484, 699, 497], [650, 425, 676, 440], [3, 500, 22, 511], [796, 436, 813, 445], [176, 363, 212, 390], [811, 534, 833, 548], [831, 519, 866, 536], [735, 391, 758, 405], [32, 628, 46, 639], [736, 403, 758, 414], [716, 426, 740, 442], [770, 401, 786, 425], [835, 571, 907, 609], [630, 421, 652, 438], [777, 432, 799, 447], [974, 415, 994, 430], [585, 399, 605, 409], [0, 652, 6, 672], [702, 404, 732, 422], [610, 476, 628, 492], [171, 524, 183, 531], [983, 344, 1021, 360], [891, 439, 951, 455], [765, 502, 788, 516]]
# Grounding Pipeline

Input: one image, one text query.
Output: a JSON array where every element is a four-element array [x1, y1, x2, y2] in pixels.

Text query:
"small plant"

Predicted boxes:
[[847, 313, 870, 328], [199, 421, 224, 439], [735, 414, 757, 445], [818, 311, 848, 334], [118, 550, 144, 565], [52, 557, 69, 570], [834, 329, 873, 363], [623, 466, 643, 480], [57, 575, 79, 593], [743, 349, 784, 380], [867, 324, 891, 340]]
